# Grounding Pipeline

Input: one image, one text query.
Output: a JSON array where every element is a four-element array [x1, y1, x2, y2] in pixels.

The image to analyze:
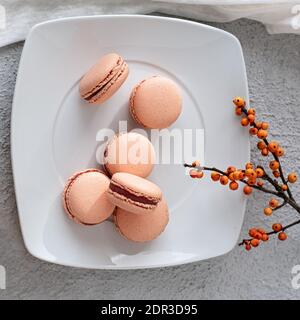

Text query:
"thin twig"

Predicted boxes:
[[184, 164, 283, 197], [239, 218, 300, 246], [273, 201, 287, 212]]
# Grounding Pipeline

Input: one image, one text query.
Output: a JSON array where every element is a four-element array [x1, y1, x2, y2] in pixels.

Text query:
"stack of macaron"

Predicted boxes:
[[62, 52, 182, 242]]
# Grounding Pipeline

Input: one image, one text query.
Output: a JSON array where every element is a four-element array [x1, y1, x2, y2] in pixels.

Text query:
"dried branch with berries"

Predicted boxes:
[[184, 97, 299, 251]]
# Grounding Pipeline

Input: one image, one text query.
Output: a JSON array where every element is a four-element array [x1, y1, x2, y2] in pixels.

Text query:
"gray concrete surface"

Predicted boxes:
[[1, 17, 300, 300]]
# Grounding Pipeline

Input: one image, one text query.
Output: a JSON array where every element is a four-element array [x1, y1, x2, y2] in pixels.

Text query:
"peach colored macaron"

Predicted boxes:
[[103, 132, 155, 178], [114, 198, 169, 242], [130, 76, 182, 129], [79, 53, 129, 104], [107, 172, 162, 215], [62, 169, 115, 225]]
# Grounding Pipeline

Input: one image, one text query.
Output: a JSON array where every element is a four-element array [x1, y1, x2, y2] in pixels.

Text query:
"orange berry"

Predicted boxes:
[[190, 170, 203, 178], [192, 160, 200, 167], [245, 162, 253, 169], [257, 180, 264, 187], [269, 198, 279, 208], [250, 239, 260, 247], [247, 108, 256, 115], [254, 232, 263, 240], [245, 168, 256, 179], [239, 171, 245, 180], [227, 166, 236, 174], [247, 178, 256, 186], [233, 170, 241, 180], [241, 118, 249, 126], [257, 141, 266, 150], [243, 185, 253, 195], [196, 171, 204, 178], [257, 129, 268, 139], [228, 172, 235, 181], [250, 171, 257, 179], [245, 244, 252, 251], [261, 148, 269, 156], [211, 171, 221, 181], [281, 184, 288, 191], [220, 176, 229, 185], [233, 97, 246, 108], [256, 168, 264, 178], [272, 223, 282, 232], [249, 127, 258, 136], [229, 181, 239, 190], [245, 168, 253, 177], [257, 228, 266, 234], [249, 228, 257, 237], [189, 170, 199, 178], [278, 232, 287, 241], [273, 170, 280, 178], [268, 141, 279, 153], [262, 234, 269, 241], [247, 114, 255, 123], [256, 122, 262, 129], [288, 172, 297, 183], [235, 106, 243, 116], [261, 122, 269, 130], [276, 147, 284, 157], [269, 161, 279, 171], [264, 207, 273, 216]]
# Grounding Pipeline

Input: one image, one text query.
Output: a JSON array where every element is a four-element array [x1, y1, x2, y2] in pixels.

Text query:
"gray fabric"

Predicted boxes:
[[0, 17, 300, 299]]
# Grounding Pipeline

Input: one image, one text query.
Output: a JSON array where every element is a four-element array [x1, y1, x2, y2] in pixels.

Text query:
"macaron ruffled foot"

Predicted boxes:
[[62, 169, 115, 225]]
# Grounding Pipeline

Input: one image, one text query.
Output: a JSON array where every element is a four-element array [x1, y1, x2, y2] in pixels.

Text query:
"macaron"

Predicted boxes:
[[62, 169, 115, 225], [114, 198, 169, 242], [79, 53, 129, 104], [107, 172, 162, 215], [103, 132, 155, 178], [129, 75, 182, 129]]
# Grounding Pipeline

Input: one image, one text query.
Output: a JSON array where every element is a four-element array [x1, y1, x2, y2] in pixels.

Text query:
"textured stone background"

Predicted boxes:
[[0, 17, 300, 299]]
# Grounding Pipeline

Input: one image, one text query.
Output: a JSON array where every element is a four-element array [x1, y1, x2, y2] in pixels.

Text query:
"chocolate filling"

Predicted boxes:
[[85, 76, 114, 101], [85, 62, 124, 101], [110, 183, 158, 205]]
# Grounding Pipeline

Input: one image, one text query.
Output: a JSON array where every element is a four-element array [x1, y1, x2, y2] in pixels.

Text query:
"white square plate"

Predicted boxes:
[[12, 15, 249, 269]]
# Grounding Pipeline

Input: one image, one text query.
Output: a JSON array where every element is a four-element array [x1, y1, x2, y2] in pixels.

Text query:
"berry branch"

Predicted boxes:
[[183, 163, 282, 197], [240, 106, 295, 202], [184, 97, 299, 250]]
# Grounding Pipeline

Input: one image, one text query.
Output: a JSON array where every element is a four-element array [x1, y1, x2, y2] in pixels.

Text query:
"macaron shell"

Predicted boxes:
[[63, 169, 115, 225], [79, 53, 129, 104], [114, 198, 169, 242], [79, 53, 121, 97], [88, 62, 129, 104], [104, 132, 155, 178], [130, 76, 182, 129], [110, 172, 162, 199]]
